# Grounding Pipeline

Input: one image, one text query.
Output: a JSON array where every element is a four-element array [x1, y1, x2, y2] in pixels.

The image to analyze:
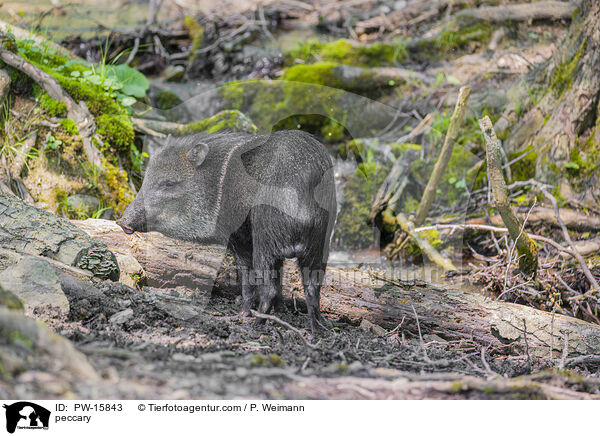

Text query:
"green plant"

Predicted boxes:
[[44, 134, 62, 151]]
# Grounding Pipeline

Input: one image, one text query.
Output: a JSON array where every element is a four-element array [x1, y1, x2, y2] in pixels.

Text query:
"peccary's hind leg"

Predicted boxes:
[[297, 255, 327, 334]]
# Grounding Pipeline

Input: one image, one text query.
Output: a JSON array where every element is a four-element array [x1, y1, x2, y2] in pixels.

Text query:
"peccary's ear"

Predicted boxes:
[[187, 142, 209, 167]]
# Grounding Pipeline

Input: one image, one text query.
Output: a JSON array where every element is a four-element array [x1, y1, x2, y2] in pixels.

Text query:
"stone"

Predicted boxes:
[[109, 308, 134, 325], [0, 256, 69, 314], [162, 65, 185, 82], [360, 319, 387, 336], [66, 194, 100, 217], [115, 253, 146, 288]]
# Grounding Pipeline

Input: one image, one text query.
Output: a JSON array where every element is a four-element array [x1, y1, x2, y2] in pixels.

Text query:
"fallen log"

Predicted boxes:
[[469, 207, 600, 232], [451, 1, 575, 25], [0, 193, 119, 280], [309, 270, 600, 359], [71, 218, 600, 359], [72, 218, 225, 292]]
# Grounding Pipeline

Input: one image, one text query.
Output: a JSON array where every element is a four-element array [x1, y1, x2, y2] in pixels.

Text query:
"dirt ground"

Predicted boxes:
[[6, 264, 595, 400]]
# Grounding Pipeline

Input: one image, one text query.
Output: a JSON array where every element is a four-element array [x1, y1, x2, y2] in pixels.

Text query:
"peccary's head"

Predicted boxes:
[[117, 134, 220, 241]]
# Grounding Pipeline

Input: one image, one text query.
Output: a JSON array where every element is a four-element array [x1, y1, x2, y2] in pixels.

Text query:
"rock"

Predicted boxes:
[[0, 256, 69, 314], [0, 307, 98, 380], [114, 253, 146, 288], [162, 65, 185, 82], [66, 194, 100, 217], [393, 1, 407, 10], [360, 319, 387, 336], [109, 308, 134, 325]]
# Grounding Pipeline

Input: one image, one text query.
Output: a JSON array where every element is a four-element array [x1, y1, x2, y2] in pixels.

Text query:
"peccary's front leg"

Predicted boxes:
[[298, 256, 327, 333], [256, 258, 283, 315]]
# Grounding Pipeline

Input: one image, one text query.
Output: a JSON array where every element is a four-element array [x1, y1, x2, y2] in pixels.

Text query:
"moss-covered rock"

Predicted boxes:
[[155, 89, 183, 110], [179, 109, 257, 135], [0, 288, 24, 311]]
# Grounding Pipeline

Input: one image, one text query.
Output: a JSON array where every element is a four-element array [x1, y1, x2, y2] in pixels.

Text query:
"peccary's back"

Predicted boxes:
[[241, 130, 333, 189]]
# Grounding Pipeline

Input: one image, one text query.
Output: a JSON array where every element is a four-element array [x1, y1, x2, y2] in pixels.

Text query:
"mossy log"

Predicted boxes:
[[450, 1, 575, 25], [0, 193, 119, 280], [71, 219, 600, 359]]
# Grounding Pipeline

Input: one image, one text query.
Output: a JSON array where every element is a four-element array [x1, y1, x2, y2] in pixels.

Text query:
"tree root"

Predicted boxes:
[[0, 47, 105, 173]]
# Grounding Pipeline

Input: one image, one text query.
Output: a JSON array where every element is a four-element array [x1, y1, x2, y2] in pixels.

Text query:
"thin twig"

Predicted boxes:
[[250, 310, 318, 350], [541, 189, 600, 293]]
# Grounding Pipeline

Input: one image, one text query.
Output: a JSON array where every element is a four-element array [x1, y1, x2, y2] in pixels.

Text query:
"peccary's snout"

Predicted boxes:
[[116, 193, 147, 235]]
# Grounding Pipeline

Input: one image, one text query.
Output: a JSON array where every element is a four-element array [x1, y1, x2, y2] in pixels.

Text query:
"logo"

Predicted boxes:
[[3, 402, 50, 434]]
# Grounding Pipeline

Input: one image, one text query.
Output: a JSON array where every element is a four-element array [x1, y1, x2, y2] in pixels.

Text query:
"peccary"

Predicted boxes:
[[117, 130, 336, 331]]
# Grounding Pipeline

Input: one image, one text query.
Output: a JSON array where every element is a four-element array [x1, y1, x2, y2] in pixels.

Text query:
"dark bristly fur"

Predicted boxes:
[[117, 130, 337, 332]]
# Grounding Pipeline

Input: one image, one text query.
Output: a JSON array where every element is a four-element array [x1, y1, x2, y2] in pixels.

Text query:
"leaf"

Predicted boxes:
[[119, 96, 137, 107], [565, 161, 580, 170], [107, 64, 149, 98], [448, 176, 457, 184], [455, 179, 466, 189], [70, 70, 81, 78]]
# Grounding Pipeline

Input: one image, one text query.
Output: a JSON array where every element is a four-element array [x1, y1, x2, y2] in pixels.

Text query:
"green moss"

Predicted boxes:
[[36, 93, 67, 117], [565, 132, 600, 189], [571, 7, 580, 21], [282, 62, 343, 88], [102, 158, 134, 215], [338, 138, 367, 160], [507, 146, 538, 181], [58, 118, 78, 135], [155, 89, 183, 110], [419, 21, 493, 57], [287, 38, 407, 67], [9, 330, 32, 349], [550, 41, 586, 98], [0, 289, 24, 311], [391, 143, 421, 158], [335, 363, 349, 374], [268, 354, 285, 367], [220, 79, 359, 139], [450, 381, 466, 393], [95, 114, 135, 151], [250, 354, 266, 367], [179, 110, 257, 135], [184, 16, 204, 66], [334, 160, 389, 248], [58, 75, 125, 117], [403, 228, 444, 257]]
